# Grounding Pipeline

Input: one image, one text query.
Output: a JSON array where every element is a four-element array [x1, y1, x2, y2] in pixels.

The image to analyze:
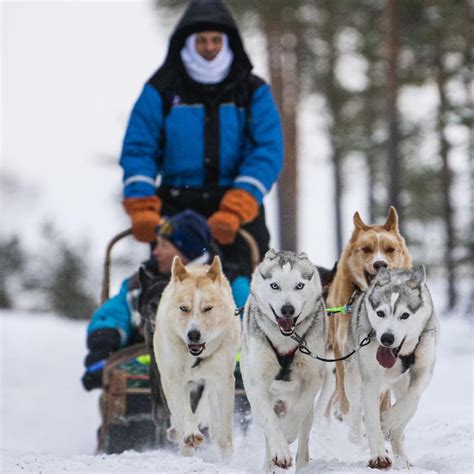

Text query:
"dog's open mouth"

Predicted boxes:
[[275, 316, 299, 336], [188, 343, 205, 356], [376, 337, 405, 369]]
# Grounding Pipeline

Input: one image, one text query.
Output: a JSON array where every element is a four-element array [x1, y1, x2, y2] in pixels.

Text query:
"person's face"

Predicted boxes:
[[195, 31, 224, 61], [152, 236, 188, 274]]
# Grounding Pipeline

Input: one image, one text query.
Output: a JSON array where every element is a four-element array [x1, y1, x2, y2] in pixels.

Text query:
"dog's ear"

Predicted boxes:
[[264, 248, 278, 260], [383, 206, 399, 231], [171, 256, 189, 282], [407, 265, 426, 289], [206, 255, 222, 282], [297, 251, 309, 260], [375, 267, 391, 286], [353, 211, 369, 231]]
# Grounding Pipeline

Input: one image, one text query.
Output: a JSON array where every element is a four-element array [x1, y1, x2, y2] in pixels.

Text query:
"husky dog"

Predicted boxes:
[[344, 267, 438, 469], [327, 206, 411, 416], [240, 250, 326, 471], [153, 255, 240, 460]]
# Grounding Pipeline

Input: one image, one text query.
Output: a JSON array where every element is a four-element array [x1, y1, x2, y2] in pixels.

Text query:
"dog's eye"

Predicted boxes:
[[179, 305, 190, 312], [270, 282, 280, 290], [400, 312, 410, 320], [295, 282, 305, 290], [203, 306, 213, 313], [149, 302, 158, 313], [362, 246, 372, 254], [376, 310, 385, 318], [386, 247, 395, 253]]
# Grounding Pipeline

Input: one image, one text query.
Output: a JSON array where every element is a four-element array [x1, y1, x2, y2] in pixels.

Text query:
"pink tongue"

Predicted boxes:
[[376, 346, 397, 368], [277, 317, 295, 332]]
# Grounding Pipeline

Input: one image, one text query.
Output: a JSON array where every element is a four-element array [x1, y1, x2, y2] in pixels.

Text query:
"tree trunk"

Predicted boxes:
[[263, 18, 299, 251], [434, 34, 457, 310], [385, 0, 402, 218]]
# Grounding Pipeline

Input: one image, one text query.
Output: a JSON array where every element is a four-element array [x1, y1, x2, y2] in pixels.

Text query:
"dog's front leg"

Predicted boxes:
[[382, 360, 434, 467], [294, 404, 314, 472], [160, 372, 204, 455], [207, 372, 235, 461], [361, 378, 391, 469], [344, 358, 364, 444], [246, 377, 292, 470]]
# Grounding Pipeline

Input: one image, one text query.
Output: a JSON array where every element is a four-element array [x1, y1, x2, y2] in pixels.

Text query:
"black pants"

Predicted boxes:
[[157, 186, 269, 277]]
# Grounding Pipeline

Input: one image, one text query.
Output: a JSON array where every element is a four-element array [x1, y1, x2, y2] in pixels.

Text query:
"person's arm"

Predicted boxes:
[[119, 84, 163, 198], [119, 84, 164, 241], [81, 279, 133, 390], [234, 83, 284, 204]]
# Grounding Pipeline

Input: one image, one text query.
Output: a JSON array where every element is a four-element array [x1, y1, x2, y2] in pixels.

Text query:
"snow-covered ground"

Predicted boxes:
[[1, 309, 472, 473]]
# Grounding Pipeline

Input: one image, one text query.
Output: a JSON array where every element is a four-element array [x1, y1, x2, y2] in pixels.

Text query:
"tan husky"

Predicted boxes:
[[326, 206, 411, 417], [153, 256, 240, 460]]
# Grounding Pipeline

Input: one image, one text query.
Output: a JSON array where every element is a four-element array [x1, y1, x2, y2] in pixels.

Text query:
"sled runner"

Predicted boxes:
[[96, 228, 258, 454]]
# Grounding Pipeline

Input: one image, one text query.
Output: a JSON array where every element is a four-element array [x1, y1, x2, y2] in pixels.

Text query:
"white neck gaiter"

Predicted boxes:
[[180, 33, 234, 84]]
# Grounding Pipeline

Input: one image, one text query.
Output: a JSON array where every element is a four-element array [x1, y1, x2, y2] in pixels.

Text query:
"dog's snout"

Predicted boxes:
[[280, 304, 295, 317], [381, 332, 395, 346], [187, 329, 201, 342], [374, 260, 388, 271]]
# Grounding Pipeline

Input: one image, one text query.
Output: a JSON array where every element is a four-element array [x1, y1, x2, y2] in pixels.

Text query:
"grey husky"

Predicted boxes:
[[344, 266, 438, 469], [240, 250, 327, 471]]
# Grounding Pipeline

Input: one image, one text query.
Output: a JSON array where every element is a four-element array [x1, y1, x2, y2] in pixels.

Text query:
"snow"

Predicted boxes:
[[1, 309, 472, 473]]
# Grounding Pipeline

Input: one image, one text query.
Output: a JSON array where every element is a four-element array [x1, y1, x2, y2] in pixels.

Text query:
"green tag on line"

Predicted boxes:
[[326, 306, 347, 314], [136, 354, 151, 365]]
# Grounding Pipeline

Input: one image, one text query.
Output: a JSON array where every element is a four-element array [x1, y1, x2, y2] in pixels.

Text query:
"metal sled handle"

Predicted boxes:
[[101, 227, 260, 304]]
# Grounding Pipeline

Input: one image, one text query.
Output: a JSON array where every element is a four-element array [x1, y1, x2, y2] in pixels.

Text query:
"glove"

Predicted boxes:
[[208, 189, 259, 245], [81, 328, 121, 391], [123, 196, 162, 243]]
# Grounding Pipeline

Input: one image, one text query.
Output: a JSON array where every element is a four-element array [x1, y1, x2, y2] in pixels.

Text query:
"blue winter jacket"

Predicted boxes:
[[120, 80, 283, 204], [119, 0, 283, 204]]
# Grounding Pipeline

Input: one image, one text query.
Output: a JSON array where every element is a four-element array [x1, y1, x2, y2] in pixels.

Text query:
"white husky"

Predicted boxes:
[[153, 256, 240, 460], [344, 266, 438, 469], [240, 250, 327, 471]]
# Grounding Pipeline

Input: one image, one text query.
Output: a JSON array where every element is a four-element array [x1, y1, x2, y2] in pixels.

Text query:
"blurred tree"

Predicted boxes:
[[0, 237, 25, 308], [385, 0, 402, 217], [34, 223, 97, 319]]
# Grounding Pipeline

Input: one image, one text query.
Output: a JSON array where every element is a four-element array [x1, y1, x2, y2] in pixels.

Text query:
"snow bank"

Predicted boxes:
[[0, 310, 472, 473]]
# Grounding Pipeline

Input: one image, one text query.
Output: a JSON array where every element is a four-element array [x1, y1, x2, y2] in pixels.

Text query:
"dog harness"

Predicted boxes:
[[265, 336, 298, 382]]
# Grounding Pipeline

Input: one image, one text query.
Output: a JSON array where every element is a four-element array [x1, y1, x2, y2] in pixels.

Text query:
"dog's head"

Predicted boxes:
[[346, 206, 411, 290], [252, 249, 323, 337], [366, 266, 431, 368], [138, 266, 169, 339], [167, 255, 235, 356]]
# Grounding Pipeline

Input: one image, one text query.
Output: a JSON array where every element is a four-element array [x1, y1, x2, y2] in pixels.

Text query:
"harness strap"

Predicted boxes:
[[265, 336, 298, 381]]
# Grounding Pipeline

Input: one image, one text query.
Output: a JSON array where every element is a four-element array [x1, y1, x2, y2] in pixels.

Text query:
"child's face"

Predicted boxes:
[[152, 236, 188, 274]]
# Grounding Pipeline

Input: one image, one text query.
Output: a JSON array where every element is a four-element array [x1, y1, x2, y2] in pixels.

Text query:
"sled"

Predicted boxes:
[[96, 227, 258, 454]]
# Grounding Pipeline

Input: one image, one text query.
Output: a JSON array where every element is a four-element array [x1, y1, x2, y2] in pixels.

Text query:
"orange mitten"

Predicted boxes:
[[208, 189, 259, 245], [123, 196, 162, 243]]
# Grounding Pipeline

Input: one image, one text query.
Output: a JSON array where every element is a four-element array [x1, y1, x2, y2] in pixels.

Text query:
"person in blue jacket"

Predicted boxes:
[[81, 209, 246, 391], [120, 0, 284, 292]]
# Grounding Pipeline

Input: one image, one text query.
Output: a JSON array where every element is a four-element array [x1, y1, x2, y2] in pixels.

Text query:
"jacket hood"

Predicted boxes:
[[160, 0, 252, 80]]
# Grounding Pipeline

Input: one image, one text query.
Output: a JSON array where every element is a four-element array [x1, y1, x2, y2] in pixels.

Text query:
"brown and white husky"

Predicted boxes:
[[326, 206, 411, 417], [153, 255, 240, 460]]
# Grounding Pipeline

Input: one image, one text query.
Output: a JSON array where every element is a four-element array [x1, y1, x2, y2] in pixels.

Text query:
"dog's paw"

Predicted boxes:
[[393, 454, 413, 470], [271, 445, 293, 469], [368, 455, 392, 469], [166, 426, 177, 442], [183, 431, 205, 449]]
